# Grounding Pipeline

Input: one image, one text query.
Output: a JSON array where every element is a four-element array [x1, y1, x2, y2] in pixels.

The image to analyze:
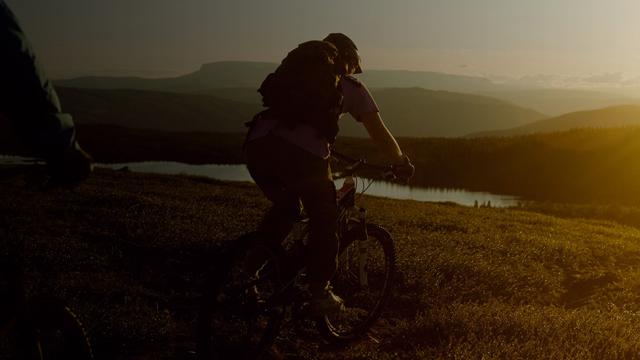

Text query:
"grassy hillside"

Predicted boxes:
[[469, 105, 640, 137], [3, 168, 640, 359]]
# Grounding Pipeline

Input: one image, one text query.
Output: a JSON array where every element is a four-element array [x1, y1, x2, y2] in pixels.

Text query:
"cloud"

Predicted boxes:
[[487, 74, 568, 88], [581, 72, 624, 84], [487, 72, 640, 90]]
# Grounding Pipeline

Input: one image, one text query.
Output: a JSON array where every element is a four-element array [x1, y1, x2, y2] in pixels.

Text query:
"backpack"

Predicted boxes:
[[258, 40, 343, 143]]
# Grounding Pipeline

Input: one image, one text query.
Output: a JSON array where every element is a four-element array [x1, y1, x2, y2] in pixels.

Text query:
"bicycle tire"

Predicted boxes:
[[14, 296, 93, 360], [317, 222, 395, 343], [196, 233, 284, 360]]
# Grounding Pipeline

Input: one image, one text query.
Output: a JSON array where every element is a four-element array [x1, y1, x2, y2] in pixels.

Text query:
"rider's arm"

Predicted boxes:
[[358, 111, 405, 164]]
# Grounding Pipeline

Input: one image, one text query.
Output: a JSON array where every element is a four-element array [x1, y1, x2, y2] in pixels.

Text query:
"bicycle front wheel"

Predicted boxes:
[[318, 222, 395, 342]]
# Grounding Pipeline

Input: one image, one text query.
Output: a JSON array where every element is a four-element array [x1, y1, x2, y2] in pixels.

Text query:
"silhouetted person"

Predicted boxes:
[[245, 33, 414, 313], [0, 1, 92, 183]]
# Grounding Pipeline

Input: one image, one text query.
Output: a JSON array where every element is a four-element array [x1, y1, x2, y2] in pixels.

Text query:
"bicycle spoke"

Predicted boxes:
[[319, 224, 395, 341]]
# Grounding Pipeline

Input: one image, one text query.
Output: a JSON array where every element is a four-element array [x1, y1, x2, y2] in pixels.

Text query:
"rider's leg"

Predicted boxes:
[[247, 135, 339, 279], [256, 142, 342, 311], [245, 134, 343, 311], [246, 136, 303, 250], [296, 179, 338, 292], [295, 178, 344, 313]]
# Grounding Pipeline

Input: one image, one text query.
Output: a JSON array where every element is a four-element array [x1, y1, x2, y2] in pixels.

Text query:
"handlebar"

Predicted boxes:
[[330, 150, 397, 182]]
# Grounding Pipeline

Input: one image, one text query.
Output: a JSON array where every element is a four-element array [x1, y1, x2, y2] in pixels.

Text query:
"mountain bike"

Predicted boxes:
[[196, 150, 399, 359]]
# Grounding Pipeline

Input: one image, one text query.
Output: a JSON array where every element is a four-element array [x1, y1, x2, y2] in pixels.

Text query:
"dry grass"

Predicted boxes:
[[2, 168, 640, 359]]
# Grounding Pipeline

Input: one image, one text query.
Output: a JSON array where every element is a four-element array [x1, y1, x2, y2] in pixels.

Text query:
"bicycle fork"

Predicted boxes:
[[341, 207, 370, 288], [356, 208, 369, 288]]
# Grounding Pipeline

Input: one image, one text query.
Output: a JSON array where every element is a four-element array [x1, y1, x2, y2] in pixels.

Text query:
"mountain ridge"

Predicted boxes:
[[55, 61, 506, 94], [55, 61, 640, 116], [467, 105, 640, 137]]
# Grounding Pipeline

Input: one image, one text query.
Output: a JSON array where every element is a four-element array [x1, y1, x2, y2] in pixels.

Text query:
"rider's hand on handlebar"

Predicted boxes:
[[391, 154, 415, 184]]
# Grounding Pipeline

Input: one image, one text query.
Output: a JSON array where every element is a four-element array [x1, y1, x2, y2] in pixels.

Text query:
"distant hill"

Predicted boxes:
[[56, 87, 262, 133], [56, 61, 640, 117], [196, 87, 262, 104], [195, 84, 640, 120], [468, 105, 640, 137], [197, 86, 548, 137], [340, 88, 546, 137], [483, 89, 640, 116], [359, 69, 499, 93], [51, 86, 545, 138], [54, 62, 277, 92], [56, 61, 509, 94]]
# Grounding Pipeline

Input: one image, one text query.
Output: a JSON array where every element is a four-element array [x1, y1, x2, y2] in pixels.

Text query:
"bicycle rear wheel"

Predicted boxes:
[[317, 223, 395, 342], [196, 234, 283, 360], [13, 296, 93, 360]]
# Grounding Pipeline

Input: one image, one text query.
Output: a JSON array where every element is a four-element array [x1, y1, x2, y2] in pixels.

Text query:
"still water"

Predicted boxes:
[[99, 161, 520, 207], [0, 156, 519, 207]]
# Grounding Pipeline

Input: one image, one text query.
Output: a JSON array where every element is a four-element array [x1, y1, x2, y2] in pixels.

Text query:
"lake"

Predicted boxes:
[[0, 156, 520, 207], [99, 161, 521, 208]]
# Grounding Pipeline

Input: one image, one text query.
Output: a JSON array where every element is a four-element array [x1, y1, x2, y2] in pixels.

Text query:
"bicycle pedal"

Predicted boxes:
[[291, 301, 312, 321], [247, 287, 267, 307]]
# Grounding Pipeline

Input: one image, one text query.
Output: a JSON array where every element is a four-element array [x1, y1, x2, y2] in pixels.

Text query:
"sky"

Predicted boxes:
[[7, 0, 640, 87]]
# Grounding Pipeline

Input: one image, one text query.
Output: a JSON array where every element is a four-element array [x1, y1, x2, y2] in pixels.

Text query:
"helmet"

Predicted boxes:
[[323, 33, 362, 74]]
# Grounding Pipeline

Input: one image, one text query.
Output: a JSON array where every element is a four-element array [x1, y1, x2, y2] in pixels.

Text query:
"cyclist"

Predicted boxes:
[[0, 1, 92, 184], [244, 33, 414, 314], [0, 4, 94, 354]]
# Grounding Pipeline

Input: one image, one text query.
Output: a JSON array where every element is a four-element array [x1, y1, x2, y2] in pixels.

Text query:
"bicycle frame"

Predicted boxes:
[[251, 170, 375, 313]]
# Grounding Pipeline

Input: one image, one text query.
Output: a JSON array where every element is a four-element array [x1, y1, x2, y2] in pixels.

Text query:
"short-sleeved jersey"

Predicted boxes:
[[247, 75, 379, 158]]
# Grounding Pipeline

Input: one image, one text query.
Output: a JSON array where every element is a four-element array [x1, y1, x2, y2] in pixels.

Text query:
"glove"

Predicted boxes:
[[391, 154, 415, 184]]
